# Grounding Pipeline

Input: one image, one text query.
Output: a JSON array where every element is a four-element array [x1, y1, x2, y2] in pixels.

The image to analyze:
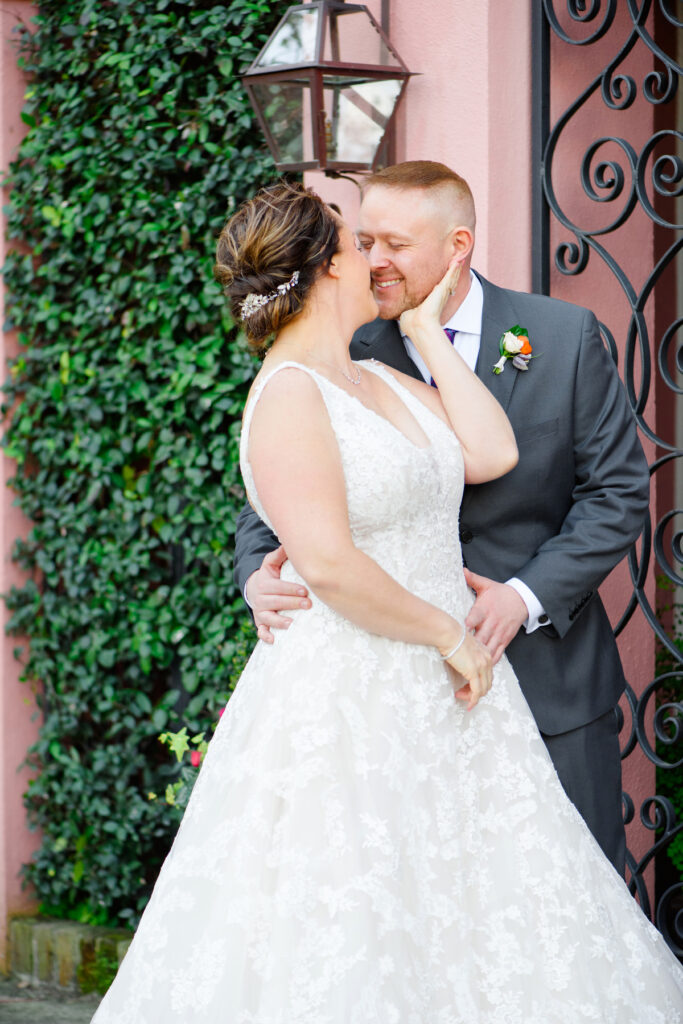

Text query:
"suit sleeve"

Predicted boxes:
[[233, 501, 280, 603], [514, 309, 650, 638]]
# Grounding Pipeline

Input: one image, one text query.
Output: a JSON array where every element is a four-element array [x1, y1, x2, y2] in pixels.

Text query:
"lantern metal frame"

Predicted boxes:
[[241, 1, 412, 173]]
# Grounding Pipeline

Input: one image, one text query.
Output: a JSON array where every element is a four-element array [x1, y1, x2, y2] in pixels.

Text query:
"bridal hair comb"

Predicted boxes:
[[239, 270, 300, 320]]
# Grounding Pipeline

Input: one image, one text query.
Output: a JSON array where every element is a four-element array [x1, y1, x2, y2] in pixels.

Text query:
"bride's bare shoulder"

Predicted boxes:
[[245, 361, 343, 500], [246, 362, 330, 436]]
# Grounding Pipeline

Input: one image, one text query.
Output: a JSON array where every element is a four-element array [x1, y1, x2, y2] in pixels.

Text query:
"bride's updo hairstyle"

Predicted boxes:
[[214, 181, 340, 351]]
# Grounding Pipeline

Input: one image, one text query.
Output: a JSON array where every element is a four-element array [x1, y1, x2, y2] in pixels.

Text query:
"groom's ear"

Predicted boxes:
[[449, 226, 474, 262]]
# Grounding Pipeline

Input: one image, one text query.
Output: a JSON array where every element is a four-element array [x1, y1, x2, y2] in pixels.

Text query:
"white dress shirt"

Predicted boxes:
[[401, 271, 550, 635]]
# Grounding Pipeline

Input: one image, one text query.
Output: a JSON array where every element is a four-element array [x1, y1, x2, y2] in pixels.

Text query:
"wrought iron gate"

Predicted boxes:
[[532, 0, 682, 953]]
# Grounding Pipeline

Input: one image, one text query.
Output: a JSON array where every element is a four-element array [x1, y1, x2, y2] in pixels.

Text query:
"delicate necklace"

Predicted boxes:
[[310, 359, 362, 385]]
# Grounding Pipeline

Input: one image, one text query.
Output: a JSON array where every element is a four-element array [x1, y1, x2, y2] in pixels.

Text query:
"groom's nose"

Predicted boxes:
[[368, 242, 391, 270]]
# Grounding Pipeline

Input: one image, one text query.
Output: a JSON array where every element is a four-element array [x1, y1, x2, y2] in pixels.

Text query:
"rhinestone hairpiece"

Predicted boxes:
[[239, 270, 300, 321]]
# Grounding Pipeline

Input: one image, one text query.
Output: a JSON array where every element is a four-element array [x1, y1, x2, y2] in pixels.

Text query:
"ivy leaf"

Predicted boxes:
[[159, 727, 190, 763]]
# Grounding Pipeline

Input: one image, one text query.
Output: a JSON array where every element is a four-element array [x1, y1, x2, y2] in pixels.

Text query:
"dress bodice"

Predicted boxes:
[[239, 359, 468, 620]]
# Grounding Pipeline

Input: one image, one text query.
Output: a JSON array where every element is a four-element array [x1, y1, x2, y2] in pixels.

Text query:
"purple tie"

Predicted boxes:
[[431, 328, 457, 388]]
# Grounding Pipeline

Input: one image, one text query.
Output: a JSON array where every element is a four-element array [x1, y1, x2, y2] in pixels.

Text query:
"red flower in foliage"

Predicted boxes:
[[190, 750, 202, 768]]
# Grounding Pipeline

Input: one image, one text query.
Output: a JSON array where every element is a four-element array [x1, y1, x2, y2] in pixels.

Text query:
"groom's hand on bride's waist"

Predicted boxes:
[[245, 545, 311, 644], [464, 569, 528, 665]]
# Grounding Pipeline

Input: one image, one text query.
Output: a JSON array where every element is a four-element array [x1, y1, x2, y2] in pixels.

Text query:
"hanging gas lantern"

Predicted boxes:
[[242, 1, 412, 172]]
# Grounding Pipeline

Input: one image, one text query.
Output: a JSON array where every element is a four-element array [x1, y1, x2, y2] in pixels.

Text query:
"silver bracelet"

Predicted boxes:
[[440, 631, 466, 660]]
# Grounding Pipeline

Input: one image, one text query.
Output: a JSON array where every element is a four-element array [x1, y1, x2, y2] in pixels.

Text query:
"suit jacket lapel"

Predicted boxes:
[[353, 275, 527, 406], [475, 273, 520, 411], [351, 319, 423, 381]]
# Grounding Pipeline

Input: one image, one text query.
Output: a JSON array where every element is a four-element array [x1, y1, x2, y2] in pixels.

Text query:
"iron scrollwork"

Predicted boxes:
[[534, 0, 683, 953]]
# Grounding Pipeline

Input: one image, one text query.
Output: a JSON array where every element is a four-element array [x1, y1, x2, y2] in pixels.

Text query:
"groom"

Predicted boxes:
[[233, 161, 649, 875]]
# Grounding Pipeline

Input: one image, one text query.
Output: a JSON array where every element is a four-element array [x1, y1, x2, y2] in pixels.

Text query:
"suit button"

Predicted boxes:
[[460, 526, 473, 544]]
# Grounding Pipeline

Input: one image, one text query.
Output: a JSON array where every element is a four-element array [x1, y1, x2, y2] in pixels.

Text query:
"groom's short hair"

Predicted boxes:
[[362, 161, 476, 229]]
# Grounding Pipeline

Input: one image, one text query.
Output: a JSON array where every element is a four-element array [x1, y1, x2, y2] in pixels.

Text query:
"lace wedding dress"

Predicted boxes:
[[93, 360, 683, 1024]]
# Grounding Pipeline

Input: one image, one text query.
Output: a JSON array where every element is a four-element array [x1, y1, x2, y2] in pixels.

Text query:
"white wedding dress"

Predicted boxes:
[[93, 360, 683, 1023]]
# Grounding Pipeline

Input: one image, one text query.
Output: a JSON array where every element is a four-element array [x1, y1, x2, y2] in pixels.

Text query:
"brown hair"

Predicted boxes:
[[362, 161, 475, 228], [214, 181, 340, 352]]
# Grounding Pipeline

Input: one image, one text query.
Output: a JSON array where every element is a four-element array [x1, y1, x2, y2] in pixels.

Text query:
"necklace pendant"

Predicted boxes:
[[308, 356, 362, 385], [343, 364, 362, 385]]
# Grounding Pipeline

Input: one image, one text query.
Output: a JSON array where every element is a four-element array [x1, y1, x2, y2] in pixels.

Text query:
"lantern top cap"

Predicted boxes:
[[247, 1, 409, 76]]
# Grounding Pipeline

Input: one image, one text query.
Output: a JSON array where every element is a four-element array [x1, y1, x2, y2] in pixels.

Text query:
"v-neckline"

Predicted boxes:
[[251, 359, 443, 454], [308, 361, 434, 453]]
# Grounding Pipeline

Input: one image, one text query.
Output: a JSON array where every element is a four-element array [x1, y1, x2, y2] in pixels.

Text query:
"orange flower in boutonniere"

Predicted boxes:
[[493, 325, 535, 374]]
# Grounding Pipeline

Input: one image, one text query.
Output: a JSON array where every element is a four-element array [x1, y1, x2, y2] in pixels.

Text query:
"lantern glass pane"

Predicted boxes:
[[256, 7, 319, 68], [322, 9, 401, 68], [251, 79, 314, 165], [322, 77, 402, 164]]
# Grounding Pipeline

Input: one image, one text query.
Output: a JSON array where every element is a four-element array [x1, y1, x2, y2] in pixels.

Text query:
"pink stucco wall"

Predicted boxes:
[[0, 0, 39, 972]]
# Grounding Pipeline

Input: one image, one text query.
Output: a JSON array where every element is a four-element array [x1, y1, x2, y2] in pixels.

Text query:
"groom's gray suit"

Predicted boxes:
[[233, 273, 650, 872]]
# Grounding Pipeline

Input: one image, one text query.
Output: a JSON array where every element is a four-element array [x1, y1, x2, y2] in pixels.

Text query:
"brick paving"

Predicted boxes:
[[0, 977, 100, 1024]]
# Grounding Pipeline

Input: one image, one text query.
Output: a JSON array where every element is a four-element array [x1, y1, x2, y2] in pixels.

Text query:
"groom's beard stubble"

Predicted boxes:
[[372, 274, 445, 321]]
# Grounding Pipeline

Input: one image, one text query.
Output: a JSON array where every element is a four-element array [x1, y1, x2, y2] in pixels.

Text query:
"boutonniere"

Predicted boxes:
[[493, 325, 533, 374]]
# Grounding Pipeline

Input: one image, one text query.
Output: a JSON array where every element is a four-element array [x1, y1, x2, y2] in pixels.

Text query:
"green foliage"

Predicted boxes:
[[157, 725, 210, 809], [2, 0, 291, 928], [155, 614, 254, 811], [654, 577, 683, 877], [77, 942, 121, 995]]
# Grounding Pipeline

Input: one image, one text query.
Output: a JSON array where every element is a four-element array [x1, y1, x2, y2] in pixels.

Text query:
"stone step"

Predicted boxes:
[[9, 916, 132, 994]]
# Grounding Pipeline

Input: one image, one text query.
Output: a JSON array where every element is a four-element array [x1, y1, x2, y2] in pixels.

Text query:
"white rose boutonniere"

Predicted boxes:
[[493, 325, 535, 374], [502, 331, 524, 354]]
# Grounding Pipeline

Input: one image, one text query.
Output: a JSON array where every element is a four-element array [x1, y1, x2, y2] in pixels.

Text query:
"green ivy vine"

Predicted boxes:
[[1, 0, 292, 928]]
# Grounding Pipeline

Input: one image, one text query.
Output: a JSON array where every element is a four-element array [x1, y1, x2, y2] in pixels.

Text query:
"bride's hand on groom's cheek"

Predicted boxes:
[[246, 545, 311, 644], [464, 569, 528, 664]]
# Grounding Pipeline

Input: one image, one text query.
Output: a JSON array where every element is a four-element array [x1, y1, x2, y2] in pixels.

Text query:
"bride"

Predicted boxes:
[[92, 182, 683, 1023]]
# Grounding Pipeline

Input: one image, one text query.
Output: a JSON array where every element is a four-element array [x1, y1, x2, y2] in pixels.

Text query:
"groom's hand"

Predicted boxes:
[[464, 569, 528, 664], [245, 545, 311, 644]]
